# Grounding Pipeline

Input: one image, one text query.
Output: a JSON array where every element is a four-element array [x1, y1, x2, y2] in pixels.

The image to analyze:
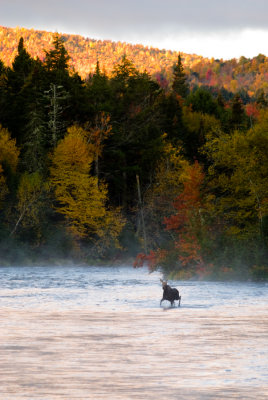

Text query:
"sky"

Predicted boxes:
[[1, 0, 268, 60]]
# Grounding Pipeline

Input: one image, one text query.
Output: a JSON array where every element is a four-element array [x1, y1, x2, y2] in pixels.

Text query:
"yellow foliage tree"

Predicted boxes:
[[0, 125, 19, 171], [144, 138, 190, 247], [49, 125, 124, 249], [0, 124, 19, 206], [11, 172, 47, 239], [183, 107, 222, 137], [204, 110, 268, 238], [0, 165, 8, 207], [146, 140, 189, 210]]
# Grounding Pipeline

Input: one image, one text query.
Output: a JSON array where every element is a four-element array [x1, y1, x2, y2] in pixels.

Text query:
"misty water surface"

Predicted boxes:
[[0, 265, 267, 399]]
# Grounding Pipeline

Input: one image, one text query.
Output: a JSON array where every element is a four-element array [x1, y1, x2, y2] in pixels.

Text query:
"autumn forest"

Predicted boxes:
[[0, 27, 267, 280]]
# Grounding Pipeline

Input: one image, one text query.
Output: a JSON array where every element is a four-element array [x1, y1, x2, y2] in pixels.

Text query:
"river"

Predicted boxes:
[[0, 265, 267, 399]]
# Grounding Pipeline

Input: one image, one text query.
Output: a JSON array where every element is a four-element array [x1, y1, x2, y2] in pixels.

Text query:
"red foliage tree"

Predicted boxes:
[[133, 161, 206, 272], [245, 102, 260, 127], [164, 160, 205, 268]]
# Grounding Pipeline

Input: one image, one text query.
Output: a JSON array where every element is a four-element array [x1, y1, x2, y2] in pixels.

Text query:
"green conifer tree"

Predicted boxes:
[[229, 93, 246, 130], [172, 54, 189, 99], [18, 60, 48, 172], [105, 56, 164, 211], [0, 59, 7, 125], [86, 61, 112, 115], [11, 38, 34, 90], [44, 34, 70, 83], [5, 37, 35, 144]]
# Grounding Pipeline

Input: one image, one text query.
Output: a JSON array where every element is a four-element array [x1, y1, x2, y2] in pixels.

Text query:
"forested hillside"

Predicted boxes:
[[0, 32, 267, 280], [0, 25, 267, 98]]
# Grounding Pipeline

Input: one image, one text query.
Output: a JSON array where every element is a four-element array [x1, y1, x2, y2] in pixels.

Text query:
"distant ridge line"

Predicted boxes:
[[0, 25, 267, 98], [0, 25, 210, 79]]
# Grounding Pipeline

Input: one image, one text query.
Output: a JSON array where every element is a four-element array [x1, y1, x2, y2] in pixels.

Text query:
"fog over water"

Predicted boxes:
[[0, 265, 267, 399]]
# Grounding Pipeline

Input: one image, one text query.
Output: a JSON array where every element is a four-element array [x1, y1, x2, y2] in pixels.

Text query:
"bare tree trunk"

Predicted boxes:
[[9, 207, 26, 237]]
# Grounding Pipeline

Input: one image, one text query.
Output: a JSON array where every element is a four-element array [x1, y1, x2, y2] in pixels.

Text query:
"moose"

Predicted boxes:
[[160, 279, 181, 307]]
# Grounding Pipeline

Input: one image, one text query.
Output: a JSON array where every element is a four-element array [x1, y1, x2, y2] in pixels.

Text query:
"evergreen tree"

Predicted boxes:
[[23, 104, 46, 173], [186, 87, 218, 116], [43, 34, 83, 133], [44, 34, 70, 84], [10, 38, 34, 91], [0, 59, 5, 75], [86, 61, 112, 117], [66, 71, 87, 124], [159, 92, 185, 144], [172, 54, 189, 98], [0, 59, 8, 125], [20, 60, 48, 172], [112, 54, 138, 81], [105, 56, 164, 210], [5, 38, 35, 144], [229, 93, 246, 130]]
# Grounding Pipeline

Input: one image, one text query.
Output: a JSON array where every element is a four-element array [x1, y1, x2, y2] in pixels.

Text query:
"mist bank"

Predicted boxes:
[[1, 239, 267, 282]]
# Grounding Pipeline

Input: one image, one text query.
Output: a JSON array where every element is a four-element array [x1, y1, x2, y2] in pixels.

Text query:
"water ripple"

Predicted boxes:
[[0, 265, 267, 399]]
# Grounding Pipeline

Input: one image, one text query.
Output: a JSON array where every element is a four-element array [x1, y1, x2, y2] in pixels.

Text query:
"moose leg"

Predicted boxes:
[[178, 296, 181, 307]]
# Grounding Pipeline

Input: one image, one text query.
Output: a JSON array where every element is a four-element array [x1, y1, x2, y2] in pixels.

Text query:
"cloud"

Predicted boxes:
[[2, 0, 268, 32], [1, 0, 268, 58], [155, 29, 268, 59]]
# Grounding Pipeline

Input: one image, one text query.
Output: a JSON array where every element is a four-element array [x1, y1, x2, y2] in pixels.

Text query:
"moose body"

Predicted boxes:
[[160, 279, 181, 307]]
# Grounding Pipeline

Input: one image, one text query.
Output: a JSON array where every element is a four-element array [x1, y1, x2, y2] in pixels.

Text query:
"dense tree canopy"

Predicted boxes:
[[0, 35, 267, 280]]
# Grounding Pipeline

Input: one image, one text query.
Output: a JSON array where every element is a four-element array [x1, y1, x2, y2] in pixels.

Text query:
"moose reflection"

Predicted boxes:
[[160, 279, 181, 307]]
